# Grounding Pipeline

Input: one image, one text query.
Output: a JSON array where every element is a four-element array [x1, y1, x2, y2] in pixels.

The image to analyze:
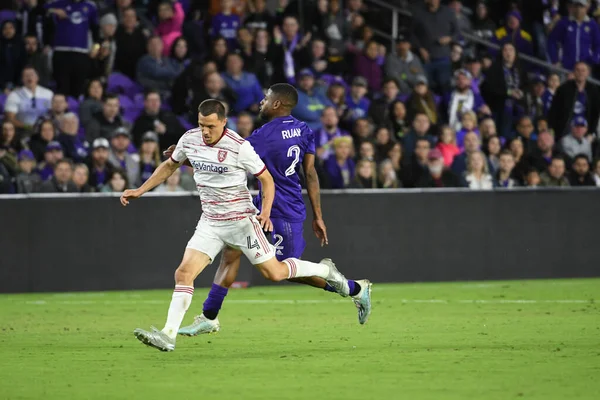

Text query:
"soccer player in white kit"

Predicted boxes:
[[120, 99, 350, 352]]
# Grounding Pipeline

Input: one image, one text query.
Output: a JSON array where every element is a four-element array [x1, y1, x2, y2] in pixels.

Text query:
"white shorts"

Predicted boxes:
[[186, 216, 276, 265]]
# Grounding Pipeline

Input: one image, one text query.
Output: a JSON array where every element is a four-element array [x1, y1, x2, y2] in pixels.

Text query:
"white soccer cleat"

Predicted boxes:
[[352, 279, 372, 325], [178, 314, 220, 336], [321, 258, 350, 297], [133, 326, 175, 352]]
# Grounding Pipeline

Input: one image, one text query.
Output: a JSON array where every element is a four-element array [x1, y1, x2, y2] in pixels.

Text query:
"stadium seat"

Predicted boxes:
[[177, 116, 193, 131], [67, 96, 80, 113], [0, 10, 16, 25], [0, 94, 6, 110], [118, 95, 135, 110], [123, 108, 141, 124], [108, 73, 143, 99]]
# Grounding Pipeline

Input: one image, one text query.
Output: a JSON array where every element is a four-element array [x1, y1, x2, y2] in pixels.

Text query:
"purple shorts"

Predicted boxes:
[[269, 218, 306, 261]]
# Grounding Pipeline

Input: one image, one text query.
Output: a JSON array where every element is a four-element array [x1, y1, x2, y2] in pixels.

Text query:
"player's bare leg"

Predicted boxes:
[[134, 248, 212, 351]]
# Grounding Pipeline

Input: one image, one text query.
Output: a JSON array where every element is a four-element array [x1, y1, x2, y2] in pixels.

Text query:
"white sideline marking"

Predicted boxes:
[[17, 299, 593, 306]]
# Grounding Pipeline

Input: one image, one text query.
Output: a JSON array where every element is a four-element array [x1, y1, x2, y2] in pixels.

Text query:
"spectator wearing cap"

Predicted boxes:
[[316, 106, 350, 163], [344, 77, 371, 127], [548, 62, 600, 140], [560, 116, 593, 163], [548, 0, 600, 71], [211, 0, 242, 50], [36, 141, 64, 181], [15, 149, 41, 193], [525, 75, 547, 121], [132, 89, 185, 151], [38, 159, 77, 193], [403, 112, 436, 157], [444, 69, 490, 132], [323, 136, 355, 189], [406, 75, 439, 126], [87, 137, 115, 190], [108, 127, 139, 187], [23, 35, 51, 88], [384, 34, 425, 95], [221, 53, 264, 115], [29, 119, 57, 162], [568, 154, 596, 186], [352, 40, 382, 94], [415, 148, 461, 188], [542, 73, 561, 116], [528, 130, 558, 173], [136, 36, 183, 93], [114, 7, 150, 81], [72, 163, 94, 193], [464, 55, 484, 95], [85, 93, 130, 142], [44, 0, 99, 98], [89, 13, 118, 80], [368, 78, 400, 127], [57, 113, 88, 164], [156, 0, 185, 56], [138, 131, 161, 185], [411, 0, 457, 93], [0, 20, 25, 92], [540, 155, 570, 187], [492, 11, 534, 57], [4, 66, 53, 133], [451, 131, 493, 176], [292, 69, 333, 131], [494, 150, 519, 188]]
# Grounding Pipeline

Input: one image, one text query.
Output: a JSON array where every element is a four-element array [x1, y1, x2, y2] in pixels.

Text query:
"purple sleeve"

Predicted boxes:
[[547, 19, 565, 64], [306, 126, 316, 154], [246, 130, 265, 158], [592, 22, 600, 64], [211, 15, 221, 37], [45, 0, 66, 9], [474, 93, 485, 110]]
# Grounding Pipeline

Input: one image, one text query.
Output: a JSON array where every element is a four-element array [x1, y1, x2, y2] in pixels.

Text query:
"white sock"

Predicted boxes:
[[283, 258, 328, 279], [162, 285, 194, 339]]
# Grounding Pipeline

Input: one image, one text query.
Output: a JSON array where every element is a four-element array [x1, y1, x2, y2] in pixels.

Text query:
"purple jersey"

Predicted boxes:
[[44, 0, 98, 53], [248, 116, 315, 223]]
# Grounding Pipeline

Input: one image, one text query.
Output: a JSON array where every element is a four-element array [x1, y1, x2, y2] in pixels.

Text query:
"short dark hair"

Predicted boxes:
[[573, 153, 590, 164], [55, 159, 73, 170], [551, 154, 565, 164], [53, 92, 66, 100], [499, 149, 514, 158], [415, 137, 431, 145], [237, 111, 253, 120], [382, 77, 400, 89], [144, 89, 160, 99], [269, 83, 298, 108], [104, 93, 119, 102], [22, 65, 38, 74], [198, 99, 227, 119]]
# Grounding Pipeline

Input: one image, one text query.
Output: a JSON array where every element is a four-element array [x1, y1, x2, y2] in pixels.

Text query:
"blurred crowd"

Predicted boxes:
[[2, 0, 600, 194]]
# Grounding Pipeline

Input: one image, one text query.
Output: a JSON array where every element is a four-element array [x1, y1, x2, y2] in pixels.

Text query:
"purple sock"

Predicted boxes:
[[203, 283, 228, 320], [348, 280, 357, 296], [323, 283, 336, 292]]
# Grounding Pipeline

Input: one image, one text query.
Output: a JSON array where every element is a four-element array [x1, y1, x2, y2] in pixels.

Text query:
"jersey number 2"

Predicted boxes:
[[285, 145, 301, 176]]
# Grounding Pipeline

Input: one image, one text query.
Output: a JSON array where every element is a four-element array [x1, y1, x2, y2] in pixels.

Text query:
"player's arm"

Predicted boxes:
[[255, 168, 275, 232], [120, 158, 180, 206], [303, 153, 328, 246]]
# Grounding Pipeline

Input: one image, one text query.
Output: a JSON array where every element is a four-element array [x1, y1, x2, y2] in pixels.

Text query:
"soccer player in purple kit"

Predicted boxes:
[[174, 84, 372, 336]]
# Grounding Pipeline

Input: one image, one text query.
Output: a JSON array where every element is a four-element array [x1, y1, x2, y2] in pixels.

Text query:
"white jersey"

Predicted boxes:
[[170, 128, 266, 223]]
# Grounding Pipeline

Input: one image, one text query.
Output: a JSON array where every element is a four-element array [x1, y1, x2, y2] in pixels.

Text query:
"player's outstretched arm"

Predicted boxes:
[[303, 153, 328, 246], [255, 169, 275, 232], [120, 158, 180, 206]]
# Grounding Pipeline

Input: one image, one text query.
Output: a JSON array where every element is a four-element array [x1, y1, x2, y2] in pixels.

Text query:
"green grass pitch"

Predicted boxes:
[[1, 279, 599, 400]]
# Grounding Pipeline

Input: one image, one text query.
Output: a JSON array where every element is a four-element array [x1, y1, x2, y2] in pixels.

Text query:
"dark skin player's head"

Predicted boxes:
[[259, 83, 298, 120]]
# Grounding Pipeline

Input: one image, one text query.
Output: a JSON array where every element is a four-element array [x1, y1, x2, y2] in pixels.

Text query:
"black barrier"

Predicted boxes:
[[1, 189, 599, 293]]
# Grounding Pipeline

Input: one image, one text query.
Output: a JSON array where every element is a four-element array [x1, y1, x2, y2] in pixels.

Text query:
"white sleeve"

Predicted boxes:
[[4, 92, 20, 114], [170, 135, 187, 163], [238, 141, 266, 176]]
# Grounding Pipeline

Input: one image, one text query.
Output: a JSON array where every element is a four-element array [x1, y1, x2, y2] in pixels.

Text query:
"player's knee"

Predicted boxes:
[[259, 265, 287, 282], [174, 265, 195, 285]]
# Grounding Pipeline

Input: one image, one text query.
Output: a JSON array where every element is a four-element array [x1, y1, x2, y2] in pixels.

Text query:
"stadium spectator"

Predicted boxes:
[[4, 66, 53, 132], [36, 141, 64, 181], [406, 75, 439, 125], [87, 137, 115, 190], [411, 0, 457, 93], [559, 117, 593, 163], [353, 40, 382, 94], [315, 106, 349, 162], [45, 0, 98, 98], [0, 20, 24, 91], [108, 0, 153, 30], [323, 136, 355, 189], [292, 69, 333, 131], [132, 89, 184, 151], [352, 117, 374, 148], [88, 13, 118, 81], [108, 127, 139, 187], [1, 120, 22, 154], [384, 34, 425, 95], [547, 0, 600, 71], [136, 36, 183, 93], [479, 117, 498, 141], [38, 158, 77, 193], [403, 137, 431, 188], [492, 10, 534, 57], [464, 150, 493, 190], [568, 154, 595, 186], [273, 15, 311, 84], [358, 140, 376, 162], [15, 149, 41, 193], [455, 111, 479, 149], [368, 78, 400, 127], [72, 163, 93, 193], [481, 42, 527, 139], [464, 55, 484, 95], [471, 1, 496, 44], [37, 93, 68, 128], [221, 53, 264, 115], [548, 62, 600, 140], [79, 79, 104, 128], [326, 83, 346, 117], [451, 131, 490, 176], [449, 41, 464, 73], [525, 167, 541, 187], [85, 93, 128, 142], [415, 148, 461, 188], [245, 0, 275, 32], [528, 130, 557, 173], [234, 112, 254, 139], [494, 150, 519, 188], [542, 72, 560, 116], [209, 36, 229, 72], [388, 100, 408, 141], [253, 28, 278, 87], [155, 168, 185, 192], [114, 7, 149, 80], [446, 69, 490, 132], [403, 112, 436, 157], [436, 125, 460, 167], [29, 119, 57, 162], [57, 113, 87, 164], [508, 137, 529, 184], [525, 75, 546, 122], [184, 71, 236, 124], [540, 155, 570, 187], [23, 34, 51, 88], [156, 0, 184, 56], [448, 0, 471, 35], [211, 0, 241, 50], [321, 0, 349, 74], [343, 76, 370, 128], [593, 158, 600, 186], [374, 126, 395, 163], [349, 159, 377, 188], [138, 131, 160, 185], [387, 142, 403, 176], [18, 0, 50, 44], [100, 169, 129, 192], [236, 27, 261, 73], [514, 116, 536, 154], [484, 135, 501, 174], [377, 159, 400, 188]]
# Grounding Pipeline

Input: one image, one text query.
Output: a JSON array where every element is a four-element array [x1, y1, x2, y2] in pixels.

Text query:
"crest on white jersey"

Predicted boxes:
[[218, 150, 228, 162]]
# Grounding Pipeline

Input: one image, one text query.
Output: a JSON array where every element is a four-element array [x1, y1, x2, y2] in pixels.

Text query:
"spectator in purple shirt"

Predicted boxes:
[[324, 135, 355, 189], [343, 76, 370, 128], [36, 140, 64, 181], [315, 106, 350, 162], [211, 0, 241, 50], [353, 40, 382, 93]]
